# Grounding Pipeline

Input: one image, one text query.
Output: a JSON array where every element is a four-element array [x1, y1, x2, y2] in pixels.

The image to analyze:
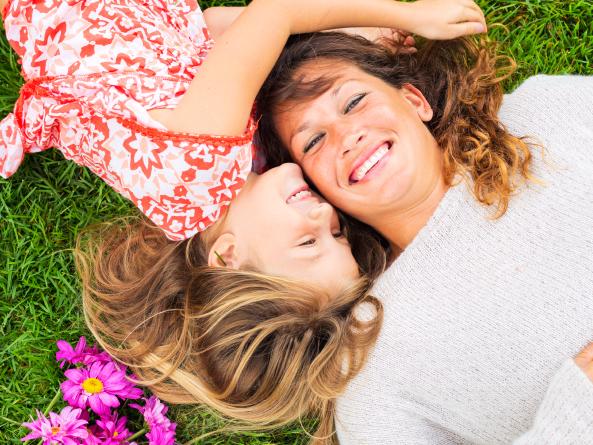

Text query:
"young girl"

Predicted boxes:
[[0, 0, 486, 441]]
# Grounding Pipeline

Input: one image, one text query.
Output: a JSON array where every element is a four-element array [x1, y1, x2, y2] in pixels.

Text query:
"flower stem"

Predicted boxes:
[[128, 428, 147, 442], [43, 388, 62, 416]]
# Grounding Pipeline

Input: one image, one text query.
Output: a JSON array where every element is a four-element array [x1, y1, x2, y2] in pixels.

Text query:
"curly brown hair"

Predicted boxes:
[[255, 33, 534, 221]]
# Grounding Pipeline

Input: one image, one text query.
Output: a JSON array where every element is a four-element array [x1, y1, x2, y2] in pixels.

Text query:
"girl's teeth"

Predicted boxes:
[[352, 144, 389, 182], [287, 190, 312, 203]]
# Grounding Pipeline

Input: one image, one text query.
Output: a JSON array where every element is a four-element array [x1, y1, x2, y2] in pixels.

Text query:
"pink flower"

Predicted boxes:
[[93, 415, 132, 444], [130, 396, 169, 426], [61, 361, 142, 416], [21, 406, 88, 445], [56, 337, 112, 368], [131, 396, 176, 445], [146, 423, 176, 445]]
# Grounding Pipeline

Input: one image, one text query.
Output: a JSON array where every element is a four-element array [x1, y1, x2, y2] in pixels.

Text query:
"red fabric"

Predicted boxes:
[[0, 0, 256, 240]]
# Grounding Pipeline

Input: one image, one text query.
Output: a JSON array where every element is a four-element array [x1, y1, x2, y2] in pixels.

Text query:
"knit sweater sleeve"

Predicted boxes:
[[512, 359, 593, 444], [336, 359, 593, 445], [335, 405, 466, 445]]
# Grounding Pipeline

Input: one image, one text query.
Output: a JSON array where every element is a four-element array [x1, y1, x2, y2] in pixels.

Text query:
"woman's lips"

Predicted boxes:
[[349, 141, 392, 184]]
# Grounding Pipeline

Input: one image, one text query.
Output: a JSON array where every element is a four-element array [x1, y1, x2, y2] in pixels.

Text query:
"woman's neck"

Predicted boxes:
[[373, 176, 449, 251]]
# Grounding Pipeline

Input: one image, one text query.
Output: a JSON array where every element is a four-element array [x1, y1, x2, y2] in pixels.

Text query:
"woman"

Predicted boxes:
[[255, 33, 593, 443], [0, 0, 488, 442]]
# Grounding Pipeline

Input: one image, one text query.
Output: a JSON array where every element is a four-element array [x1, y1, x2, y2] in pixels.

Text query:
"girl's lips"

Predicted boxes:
[[349, 141, 392, 184], [286, 185, 313, 204]]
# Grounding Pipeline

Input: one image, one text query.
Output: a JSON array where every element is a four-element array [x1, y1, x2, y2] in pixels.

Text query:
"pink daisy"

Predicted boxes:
[[56, 337, 112, 369], [61, 361, 143, 416], [131, 396, 176, 445], [21, 406, 88, 445], [130, 396, 170, 426], [95, 415, 132, 444], [146, 423, 176, 445]]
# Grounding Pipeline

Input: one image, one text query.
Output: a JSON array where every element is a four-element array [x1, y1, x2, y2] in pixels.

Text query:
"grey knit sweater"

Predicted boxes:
[[336, 75, 593, 444]]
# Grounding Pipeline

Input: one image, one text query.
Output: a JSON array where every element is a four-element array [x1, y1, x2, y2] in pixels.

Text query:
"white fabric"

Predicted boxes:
[[336, 75, 593, 445]]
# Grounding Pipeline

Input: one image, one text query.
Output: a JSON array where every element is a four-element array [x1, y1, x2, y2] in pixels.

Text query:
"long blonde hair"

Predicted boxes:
[[76, 218, 383, 442]]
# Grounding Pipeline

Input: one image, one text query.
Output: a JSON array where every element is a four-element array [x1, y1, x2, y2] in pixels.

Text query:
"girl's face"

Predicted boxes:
[[216, 163, 359, 297], [273, 62, 443, 227]]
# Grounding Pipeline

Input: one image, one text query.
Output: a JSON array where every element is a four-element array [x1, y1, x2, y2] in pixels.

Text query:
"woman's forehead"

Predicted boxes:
[[275, 62, 367, 117], [294, 58, 362, 83]]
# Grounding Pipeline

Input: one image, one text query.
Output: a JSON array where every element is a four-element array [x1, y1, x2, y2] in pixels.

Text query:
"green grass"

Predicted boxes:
[[1, 0, 592, 443]]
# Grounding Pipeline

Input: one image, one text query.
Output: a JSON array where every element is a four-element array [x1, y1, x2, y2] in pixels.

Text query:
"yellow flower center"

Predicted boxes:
[[82, 377, 104, 394], [51, 426, 60, 435], [113, 431, 119, 437]]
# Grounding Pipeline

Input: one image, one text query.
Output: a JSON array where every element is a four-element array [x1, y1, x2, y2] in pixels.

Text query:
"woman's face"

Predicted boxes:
[[218, 163, 359, 298], [273, 62, 442, 227]]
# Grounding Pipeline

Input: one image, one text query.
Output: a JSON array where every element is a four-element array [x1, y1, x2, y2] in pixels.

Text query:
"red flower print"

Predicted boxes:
[[88, 117, 112, 167], [207, 162, 244, 202], [174, 185, 188, 197], [101, 54, 155, 76], [122, 134, 167, 178], [34, 0, 75, 14], [80, 43, 96, 58], [181, 168, 196, 182], [31, 22, 68, 76]]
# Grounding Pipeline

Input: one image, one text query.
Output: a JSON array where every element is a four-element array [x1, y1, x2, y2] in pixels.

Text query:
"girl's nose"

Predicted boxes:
[[308, 202, 333, 222]]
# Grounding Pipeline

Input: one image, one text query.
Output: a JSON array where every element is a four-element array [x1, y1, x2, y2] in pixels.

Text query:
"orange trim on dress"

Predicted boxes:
[[14, 74, 258, 146]]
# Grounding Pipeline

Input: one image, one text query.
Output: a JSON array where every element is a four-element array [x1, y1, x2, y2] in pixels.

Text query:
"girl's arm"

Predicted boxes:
[[155, 0, 486, 136], [202, 7, 244, 41], [203, 8, 416, 52]]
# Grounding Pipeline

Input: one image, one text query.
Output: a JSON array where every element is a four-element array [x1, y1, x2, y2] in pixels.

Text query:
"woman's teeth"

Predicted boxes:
[[287, 189, 312, 204], [351, 143, 390, 183]]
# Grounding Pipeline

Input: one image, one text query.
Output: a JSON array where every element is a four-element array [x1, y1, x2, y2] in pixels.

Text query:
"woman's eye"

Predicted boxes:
[[299, 238, 317, 247], [304, 133, 324, 153], [344, 93, 368, 114], [332, 231, 344, 238]]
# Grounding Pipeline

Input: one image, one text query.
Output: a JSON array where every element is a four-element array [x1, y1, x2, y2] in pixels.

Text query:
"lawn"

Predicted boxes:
[[1, 0, 592, 443]]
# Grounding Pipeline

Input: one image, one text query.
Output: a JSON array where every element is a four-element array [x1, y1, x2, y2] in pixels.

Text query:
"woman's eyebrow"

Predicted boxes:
[[292, 121, 311, 143], [290, 79, 362, 145], [331, 79, 359, 98]]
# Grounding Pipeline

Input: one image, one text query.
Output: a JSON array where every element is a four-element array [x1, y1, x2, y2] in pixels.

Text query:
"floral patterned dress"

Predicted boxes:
[[0, 0, 256, 240]]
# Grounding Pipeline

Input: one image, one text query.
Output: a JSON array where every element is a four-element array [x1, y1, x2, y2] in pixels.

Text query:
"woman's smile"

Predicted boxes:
[[349, 140, 394, 184]]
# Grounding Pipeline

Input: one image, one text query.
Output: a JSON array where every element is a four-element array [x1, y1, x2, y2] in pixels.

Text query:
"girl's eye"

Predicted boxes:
[[344, 93, 368, 114], [332, 230, 344, 238], [299, 238, 317, 247], [304, 133, 324, 154]]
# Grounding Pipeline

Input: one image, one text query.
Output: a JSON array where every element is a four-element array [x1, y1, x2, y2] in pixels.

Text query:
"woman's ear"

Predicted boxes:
[[208, 233, 241, 269], [401, 83, 434, 122]]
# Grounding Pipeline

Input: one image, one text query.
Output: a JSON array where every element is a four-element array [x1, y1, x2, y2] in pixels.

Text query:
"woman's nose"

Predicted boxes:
[[340, 128, 366, 158]]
